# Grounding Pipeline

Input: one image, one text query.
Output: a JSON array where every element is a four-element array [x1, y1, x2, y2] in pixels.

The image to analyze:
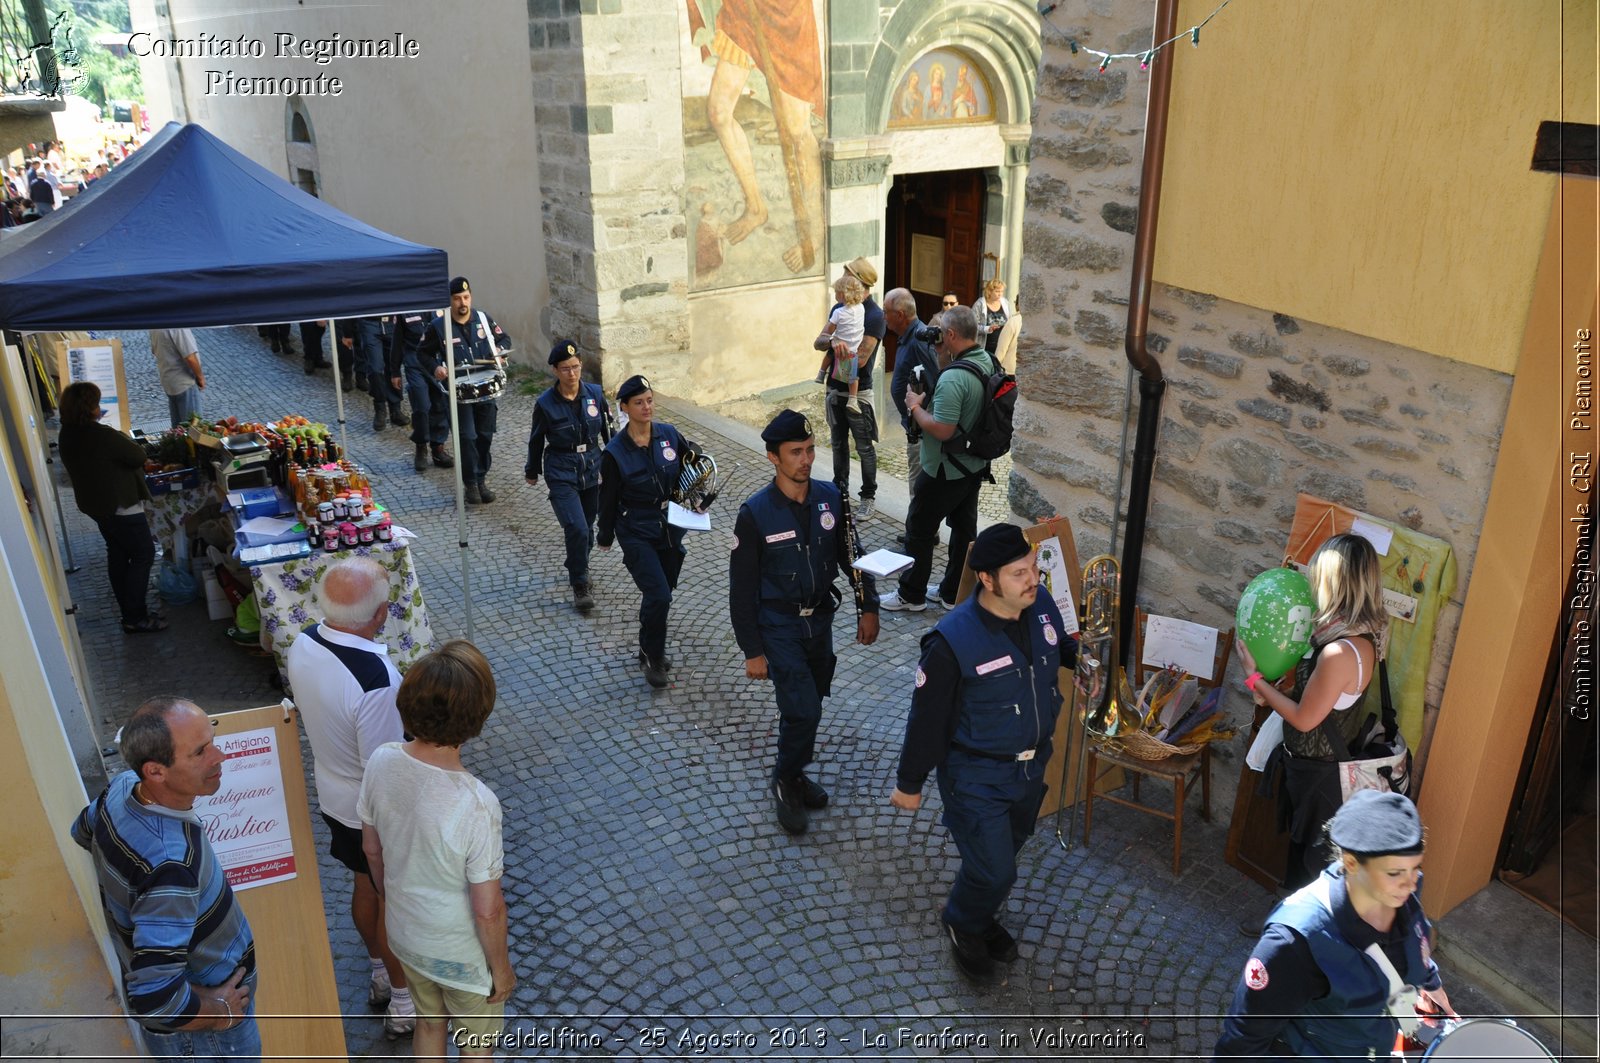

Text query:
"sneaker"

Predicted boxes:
[[383, 1002, 416, 1039], [413, 443, 430, 472], [771, 776, 809, 834], [367, 969, 391, 1009], [983, 920, 1019, 962], [856, 496, 876, 519], [573, 583, 595, 613], [476, 480, 496, 503], [430, 445, 454, 468], [796, 772, 829, 809], [878, 590, 926, 612], [942, 915, 995, 977], [931, 593, 958, 610], [845, 395, 861, 413]]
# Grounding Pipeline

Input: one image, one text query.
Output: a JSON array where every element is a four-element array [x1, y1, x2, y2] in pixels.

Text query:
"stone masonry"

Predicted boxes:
[[1012, 0, 1513, 747]]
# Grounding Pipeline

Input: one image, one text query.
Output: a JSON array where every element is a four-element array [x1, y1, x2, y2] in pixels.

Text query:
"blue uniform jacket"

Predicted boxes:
[[596, 423, 694, 547], [937, 593, 1065, 759], [383, 311, 432, 377], [414, 310, 509, 394], [525, 381, 612, 488]]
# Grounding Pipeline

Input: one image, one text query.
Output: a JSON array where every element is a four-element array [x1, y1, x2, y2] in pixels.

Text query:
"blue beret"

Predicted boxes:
[[968, 523, 1031, 571], [548, 340, 580, 366], [617, 374, 651, 403], [761, 409, 813, 445], [1328, 790, 1424, 856]]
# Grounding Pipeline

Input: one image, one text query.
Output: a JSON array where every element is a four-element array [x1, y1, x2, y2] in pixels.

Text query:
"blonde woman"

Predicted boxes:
[[1237, 533, 1386, 889], [973, 278, 1012, 356]]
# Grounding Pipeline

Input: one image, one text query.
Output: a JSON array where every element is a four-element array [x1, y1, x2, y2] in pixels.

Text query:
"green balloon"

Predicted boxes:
[[1236, 568, 1316, 681]]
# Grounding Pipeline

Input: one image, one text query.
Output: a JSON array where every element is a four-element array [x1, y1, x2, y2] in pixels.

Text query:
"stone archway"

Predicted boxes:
[[283, 98, 320, 198]]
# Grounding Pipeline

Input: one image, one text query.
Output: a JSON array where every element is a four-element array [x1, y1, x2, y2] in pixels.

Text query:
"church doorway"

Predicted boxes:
[[882, 167, 989, 370]]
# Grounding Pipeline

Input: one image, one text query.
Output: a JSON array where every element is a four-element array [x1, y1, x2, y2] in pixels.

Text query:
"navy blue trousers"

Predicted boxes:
[[936, 749, 1050, 934], [618, 522, 685, 660], [548, 479, 600, 587], [455, 400, 497, 485], [405, 367, 449, 446], [760, 608, 837, 779]]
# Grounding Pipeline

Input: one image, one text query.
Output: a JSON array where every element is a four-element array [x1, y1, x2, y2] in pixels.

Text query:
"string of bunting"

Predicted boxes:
[[1038, 0, 1233, 72]]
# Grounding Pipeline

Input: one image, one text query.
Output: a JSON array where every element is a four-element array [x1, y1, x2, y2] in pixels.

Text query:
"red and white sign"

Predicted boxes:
[[193, 726, 297, 892]]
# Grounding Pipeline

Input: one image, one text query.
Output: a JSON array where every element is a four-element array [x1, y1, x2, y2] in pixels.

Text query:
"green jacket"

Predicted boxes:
[[57, 422, 152, 522]]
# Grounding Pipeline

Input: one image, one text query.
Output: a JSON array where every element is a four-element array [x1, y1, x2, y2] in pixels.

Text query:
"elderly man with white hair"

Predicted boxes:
[[285, 557, 415, 1038]]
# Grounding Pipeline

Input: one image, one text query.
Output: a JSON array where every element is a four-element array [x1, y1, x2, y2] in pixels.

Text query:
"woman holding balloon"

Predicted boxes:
[[1237, 533, 1385, 890]]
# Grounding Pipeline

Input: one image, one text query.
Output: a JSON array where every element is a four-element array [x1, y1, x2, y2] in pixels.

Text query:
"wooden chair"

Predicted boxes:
[[1082, 608, 1234, 873]]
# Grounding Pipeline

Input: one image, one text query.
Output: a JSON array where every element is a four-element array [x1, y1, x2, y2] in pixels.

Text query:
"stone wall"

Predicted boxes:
[[1012, 0, 1513, 724], [530, 0, 690, 385]]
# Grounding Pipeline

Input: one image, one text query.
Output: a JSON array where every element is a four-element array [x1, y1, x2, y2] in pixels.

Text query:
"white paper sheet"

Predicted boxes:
[[667, 502, 711, 530], [1349, 516, 1393, 556], [1141, 613, 1221, 681], [237, 516, 298, 538], [853, 549, 914, 579]]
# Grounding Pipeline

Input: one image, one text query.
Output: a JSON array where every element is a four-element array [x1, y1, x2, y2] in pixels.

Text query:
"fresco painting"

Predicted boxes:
[[888, 48, 994, 129], [683, 0, 827, 291]]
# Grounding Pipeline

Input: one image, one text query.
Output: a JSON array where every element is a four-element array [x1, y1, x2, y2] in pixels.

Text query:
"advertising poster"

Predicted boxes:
[[193, 725, 297, 891]]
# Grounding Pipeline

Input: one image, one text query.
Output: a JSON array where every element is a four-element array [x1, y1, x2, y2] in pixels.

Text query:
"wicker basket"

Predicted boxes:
[[1105, 729, 1203, 761]]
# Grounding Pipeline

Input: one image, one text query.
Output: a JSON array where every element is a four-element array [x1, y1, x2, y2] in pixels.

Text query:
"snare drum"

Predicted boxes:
[[454, 367, 507, 404], [1421, 1018, 1556, 1059]]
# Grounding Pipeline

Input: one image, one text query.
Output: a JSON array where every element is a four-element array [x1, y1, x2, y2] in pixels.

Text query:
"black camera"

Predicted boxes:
[[914, 324, 943, 345]]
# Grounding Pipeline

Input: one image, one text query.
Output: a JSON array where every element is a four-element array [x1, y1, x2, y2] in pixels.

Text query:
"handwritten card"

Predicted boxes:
[[1141, 614, 1221, 681]]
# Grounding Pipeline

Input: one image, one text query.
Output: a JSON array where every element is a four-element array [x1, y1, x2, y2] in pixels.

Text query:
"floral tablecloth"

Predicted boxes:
[[249, 539, 435, 681], [145, 484, 214, 556]]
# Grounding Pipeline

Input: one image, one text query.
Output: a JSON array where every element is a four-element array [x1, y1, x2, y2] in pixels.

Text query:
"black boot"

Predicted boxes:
[[413, 443, 429, 472], [796, 772, 829, 809], [476, 480, 496, 503], [573, 583, 595, 613], [390, 405, 410, 427], [430, 445, 454, 468], [639, 651, 668, 688], [372, 403, 387, 431], [983, 920, 1019, 962], [771, 776, 809, 834], [942, 916, 995, 978]]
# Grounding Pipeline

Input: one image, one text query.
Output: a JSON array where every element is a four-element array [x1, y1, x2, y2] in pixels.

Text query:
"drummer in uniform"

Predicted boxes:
[[1214, 790, 1456, 1060], [596, 375, 699, 688], [414, 277, 510, 504], [729, 410, 879, 835], [525, 340, 613, 613]]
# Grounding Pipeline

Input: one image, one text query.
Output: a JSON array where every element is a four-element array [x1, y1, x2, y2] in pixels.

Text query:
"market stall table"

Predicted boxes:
[[145, 481, 212, 556], [249, 538, 434, 685]]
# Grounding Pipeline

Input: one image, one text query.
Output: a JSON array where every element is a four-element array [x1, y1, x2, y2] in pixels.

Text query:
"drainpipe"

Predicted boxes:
[[1118, 0, 1179, 656]]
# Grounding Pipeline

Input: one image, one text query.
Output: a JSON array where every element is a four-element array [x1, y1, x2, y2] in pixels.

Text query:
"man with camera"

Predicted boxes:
[[879, 305, 992, 613], [885, 288, 942, 488]]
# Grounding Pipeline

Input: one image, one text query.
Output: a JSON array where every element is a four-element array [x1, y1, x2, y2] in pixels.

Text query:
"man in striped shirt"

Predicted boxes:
[[72, 697, 259, 1063]]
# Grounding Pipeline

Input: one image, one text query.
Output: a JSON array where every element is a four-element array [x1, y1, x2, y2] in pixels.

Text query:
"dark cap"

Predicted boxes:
[[968, 523, 1031, 571], [761, 409, 813, 446], [548, 339, 579, 366], [1328, 790, 1424, 856], [617, 374, 651, 402], [449, 276, 470, 295]]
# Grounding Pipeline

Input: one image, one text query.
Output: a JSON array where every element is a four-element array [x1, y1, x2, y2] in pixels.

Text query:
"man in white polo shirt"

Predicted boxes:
[[285, 557, 415, 1037]]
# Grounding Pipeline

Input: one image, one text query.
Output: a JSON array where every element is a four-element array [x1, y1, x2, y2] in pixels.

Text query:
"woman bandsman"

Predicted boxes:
[[525, 340, 613, 614], [1239, 532, 1385, 889], [1214, 791, 1455, 1059], [596, 376, 701, 689]]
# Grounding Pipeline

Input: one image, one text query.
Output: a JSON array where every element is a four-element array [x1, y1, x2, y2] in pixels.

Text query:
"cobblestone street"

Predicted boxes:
[[60, 326, 1497, 1060]]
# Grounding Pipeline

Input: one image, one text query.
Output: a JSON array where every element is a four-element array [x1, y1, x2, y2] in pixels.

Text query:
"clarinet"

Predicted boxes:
[[837, 491, 868, 621]]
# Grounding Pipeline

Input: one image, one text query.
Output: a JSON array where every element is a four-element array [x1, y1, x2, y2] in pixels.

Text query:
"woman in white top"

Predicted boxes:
[[1237, 533, 1384, 889]]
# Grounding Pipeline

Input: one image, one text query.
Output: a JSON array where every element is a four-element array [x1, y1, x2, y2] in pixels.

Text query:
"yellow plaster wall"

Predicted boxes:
[[1156, 0, 1596, 374]]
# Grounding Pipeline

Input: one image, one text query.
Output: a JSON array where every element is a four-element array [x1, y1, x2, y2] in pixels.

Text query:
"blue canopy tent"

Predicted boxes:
[[0, 122, 485, 636], [0, 121, 447, 328]]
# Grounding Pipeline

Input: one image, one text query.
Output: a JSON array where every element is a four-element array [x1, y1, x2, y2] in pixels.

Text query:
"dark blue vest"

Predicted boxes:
[[536, 382, 609, 489], [936, 594, 1065, 757], [604, 423, 687, 532], [742, 480, 845, 609], [1271, 868, 1439, 1059]]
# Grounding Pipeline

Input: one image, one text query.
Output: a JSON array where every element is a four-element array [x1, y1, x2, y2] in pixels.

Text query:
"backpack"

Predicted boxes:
[[944, 354, 1017, 461]]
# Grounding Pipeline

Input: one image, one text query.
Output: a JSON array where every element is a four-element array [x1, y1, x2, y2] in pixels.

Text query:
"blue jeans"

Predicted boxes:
[[142, 1005, 261, 1063], [936, 749, 1050, 934], [760, 608, 837, 779], [167, 387, 200, 428]]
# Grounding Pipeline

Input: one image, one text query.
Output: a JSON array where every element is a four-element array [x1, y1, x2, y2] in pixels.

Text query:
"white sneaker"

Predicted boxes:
[[856, 496, 876, 519], [384, 1000, 416, 1038], [878, 591, 927, 612], [845, 396, 861, 413], [367, 969, 391, 1009]]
